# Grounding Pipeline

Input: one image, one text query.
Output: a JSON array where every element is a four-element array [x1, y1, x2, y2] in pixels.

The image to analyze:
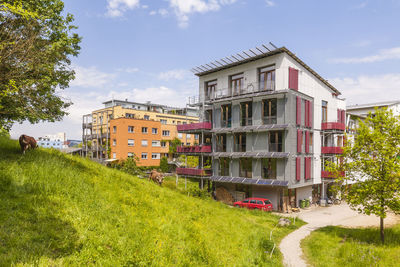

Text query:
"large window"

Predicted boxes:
[[141, 140, 148, 147], [240, 101, 252, 126], [160, 119, 167, 125], [205, 80, 217, 100], [142, 127, 148, 134], [128, 152, 134, 158], [262, 99, 277, 124], [322, 101, 328, 122], [221, 104, 231, 128], [128, 139, 134, 146], [239, 158, 252, 178], [161, 141, 167, 147], [219, 158, 230, 176], [152, 153, 160, 159], [128, 126, 134, 133], [262, 158, 277, 179], [162, 130, 170, 136], [234, 133, 246, 152], [113, 126, 116, 133], [152, 128, 158, 134], [141, 153, 148, 159], [216, 134, 227, 152], [231, 73, 244, 95], [269, 131, 283, 152], [259, 66, 275, 91], [152, 140, 160, 147]]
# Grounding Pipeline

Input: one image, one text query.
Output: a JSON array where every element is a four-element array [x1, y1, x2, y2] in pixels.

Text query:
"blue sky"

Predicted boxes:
[[11, 0, 400, 139]]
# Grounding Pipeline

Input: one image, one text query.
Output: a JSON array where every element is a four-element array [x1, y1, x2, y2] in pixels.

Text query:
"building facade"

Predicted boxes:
[[82, 100, 199, 165], [177, 45, 346, 211], [37, 132, 67, 149]]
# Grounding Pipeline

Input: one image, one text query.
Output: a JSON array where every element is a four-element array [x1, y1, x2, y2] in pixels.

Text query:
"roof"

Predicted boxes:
[[191, 43, 341, 95], [347, 100, 400, 110], [102, 99, 198, 111]]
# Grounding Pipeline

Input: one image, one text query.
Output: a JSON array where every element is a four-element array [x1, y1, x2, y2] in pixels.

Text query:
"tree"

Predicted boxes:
[[159, 156, 169, 173], [329, 108, 400, 244], [0, 0, 81, 131], [168, 137, 182, 156]]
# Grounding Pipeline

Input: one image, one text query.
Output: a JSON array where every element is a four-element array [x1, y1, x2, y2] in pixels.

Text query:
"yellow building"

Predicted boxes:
[[82, 100, 199, 163]]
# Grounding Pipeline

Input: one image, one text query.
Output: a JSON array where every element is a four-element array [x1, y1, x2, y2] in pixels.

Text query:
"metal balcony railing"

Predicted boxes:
[[321, 170, 345, 178], [177, 122, 212, 132], [269, 143, 283, 152], [321, 146, 343, 154], [176, 145, 212, 153], [176, 168, 212, 177], [321, 121, 345, 131], [262, 116, 277, 125]]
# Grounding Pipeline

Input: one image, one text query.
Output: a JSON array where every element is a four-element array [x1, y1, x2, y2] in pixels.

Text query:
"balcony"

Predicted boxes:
[[321, 170, 345, 178], [321, 122, 345, 131], [177, 122, 212, 132], [176, 168, 212, 177], [321, 146, 343, 154], [176, 145, 212, 153]]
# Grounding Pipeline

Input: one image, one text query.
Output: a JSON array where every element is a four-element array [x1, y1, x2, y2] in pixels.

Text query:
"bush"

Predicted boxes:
[[160, 157, 169, 173]]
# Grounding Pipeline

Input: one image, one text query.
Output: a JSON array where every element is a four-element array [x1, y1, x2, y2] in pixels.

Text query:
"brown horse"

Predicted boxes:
[[19, 134, 37, 154]]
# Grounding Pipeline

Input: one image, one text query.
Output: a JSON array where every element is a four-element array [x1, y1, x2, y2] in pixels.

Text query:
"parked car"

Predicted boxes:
[[234, 197, 273, 211]]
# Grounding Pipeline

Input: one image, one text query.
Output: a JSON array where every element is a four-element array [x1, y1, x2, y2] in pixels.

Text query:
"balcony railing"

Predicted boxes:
[[321, 170, 345, 178], [233, 144, 246, 152], [321, 146, 343, 154], [177, 145, 211, 153], [177, 122, 212, 132], [263, 116, 277, 125], [176, 168, 212, 177], [240, 117, 252, 126], [269, 143, 283, 152], [221, 119, 232, 128], [321, 122, 345, 131]]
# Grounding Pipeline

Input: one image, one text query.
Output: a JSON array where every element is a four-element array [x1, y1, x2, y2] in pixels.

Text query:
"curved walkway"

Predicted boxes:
[[279, 203, 400, 267]]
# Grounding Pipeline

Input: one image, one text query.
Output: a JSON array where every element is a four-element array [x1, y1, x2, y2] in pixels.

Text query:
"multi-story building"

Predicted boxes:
[[37, 132, 67, 149], [82, 100, 199, 165], [176, 44, 346, 211]]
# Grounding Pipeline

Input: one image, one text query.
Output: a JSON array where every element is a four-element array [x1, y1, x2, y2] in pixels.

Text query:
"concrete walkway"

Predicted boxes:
[[279, 203, 400, 267]]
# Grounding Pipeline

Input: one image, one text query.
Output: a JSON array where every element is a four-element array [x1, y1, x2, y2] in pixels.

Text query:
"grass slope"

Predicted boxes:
[[0, 136, 303, 266], [302, 225, 400, 267]]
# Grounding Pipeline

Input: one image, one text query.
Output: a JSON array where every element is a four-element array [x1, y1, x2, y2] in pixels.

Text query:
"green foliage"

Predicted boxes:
[[168, 137, 181, 155], [302, 225, 400, 267], [109, 156, 144, 176], [159, 156, 169, 173], [0, 0, 81, 130], [328, 108, 400, 243], [178, 155, 199, 168], [0, 135, 303, 266]]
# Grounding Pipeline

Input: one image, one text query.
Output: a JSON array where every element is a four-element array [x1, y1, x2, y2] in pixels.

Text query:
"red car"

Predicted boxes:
[[234, 197, 273, 211]]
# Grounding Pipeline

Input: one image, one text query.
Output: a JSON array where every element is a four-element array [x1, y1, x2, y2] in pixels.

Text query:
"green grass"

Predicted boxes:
[[0, 136, 303, 266], [302, 224, 400, 267]]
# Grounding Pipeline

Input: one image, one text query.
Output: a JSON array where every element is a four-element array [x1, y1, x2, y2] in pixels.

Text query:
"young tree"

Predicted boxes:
[[0, 0, 81, 131], [330, 108, 400, 244]]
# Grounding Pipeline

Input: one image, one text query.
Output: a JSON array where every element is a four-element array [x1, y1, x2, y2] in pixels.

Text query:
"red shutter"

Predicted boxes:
[[305, 157, 311, 180], [297, 129, 303, 153], [305, 131, 309, 153], [304, 100, 309, 127], [341, 110, 346, 125], [296, 96, 301, 126], [296, 157, 301, 181], [337, 109, 341, 123], [289, 67, 299, 90], [309, 101, 313, 128], [304, 157, 308, 180]]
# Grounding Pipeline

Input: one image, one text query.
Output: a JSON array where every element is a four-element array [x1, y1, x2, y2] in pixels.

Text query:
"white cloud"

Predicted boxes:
[[169, 0, 237, 28], [70, 65, 115, 88], [158, 69, 189, 80], [141, 5, 148, 9], [265, 0, 275, 7], [158, 8, 169, 17], [117, 67, 139, 73], [330, 73, 400, 105], [149, 10, 157, 15], [106, 0, 140, 17], [331, 47, 400, 64], [350, 1, 367, 10]]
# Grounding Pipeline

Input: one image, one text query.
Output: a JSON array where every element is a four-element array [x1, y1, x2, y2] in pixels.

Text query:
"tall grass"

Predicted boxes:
[[0, 136, 303, 266], [302, 225, 400, 267]]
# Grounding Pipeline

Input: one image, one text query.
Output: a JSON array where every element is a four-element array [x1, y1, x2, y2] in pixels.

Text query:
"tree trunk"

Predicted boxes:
[[380, 216, 384, 244]]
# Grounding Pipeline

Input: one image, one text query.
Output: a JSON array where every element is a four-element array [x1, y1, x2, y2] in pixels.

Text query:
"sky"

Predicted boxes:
[[10, 0, 400, 140]]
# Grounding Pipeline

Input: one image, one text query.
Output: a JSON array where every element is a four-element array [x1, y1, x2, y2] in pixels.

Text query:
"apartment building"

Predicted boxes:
[[176, 44, 346, 211], [82, 100, 199, 165]]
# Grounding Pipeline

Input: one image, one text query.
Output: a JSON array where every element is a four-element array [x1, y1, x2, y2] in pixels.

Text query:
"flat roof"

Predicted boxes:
[[102, 99, 197, 111], [191, 43, 341, 95], [347, 100, 400, 110]]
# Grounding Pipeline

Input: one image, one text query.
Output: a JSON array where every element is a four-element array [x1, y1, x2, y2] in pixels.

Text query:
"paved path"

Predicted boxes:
[[279, 204, 400, 267]]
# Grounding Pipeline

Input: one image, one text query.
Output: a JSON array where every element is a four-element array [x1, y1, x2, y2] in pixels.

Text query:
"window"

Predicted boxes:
[[126, 113, 134, 118], [113, 126, 116, 133], [162, 130, 170, 136], [322, 101, 328, 122], [161, 141, 167, 147], [186, 142, 190, 146], [187, 134, 191, 138], [141, 153, 148, 159], [262, 99, 277, 124], [250, 199, 256, 204], [264, 200, 271, 205], [205, 80, 217, 100], [219, 158, 229, 176], [152, 128, 158, 134], [112, 152, 116, 159], [216, 134, 227, 152], [160, 119, 167, 125], [152, 140, 160, 147], [113, 139, 116, 146], [128, 139, 134, 146], [128, 126, 134, 133], [269, 131, 283, 152], [178, 133, 183, 138], [259, 66, 275, 91], [234, 133, 246, 152], [221, 104, 231, 128], [231, 73, 244, 95], [257, 200, 263, 205], [172, 120, 175, 124], [195, 134, 199, 140], [239, 158, 252, 178], [128, 152, 134, 158], [142, 127, 148, 134], [141, 140, 148, 146], [144, 115, 150, 120], [262, 158, 277, 179], [152, 153, 160, 159], [177, 121, 181, 124], [240, 101, 252, 126]]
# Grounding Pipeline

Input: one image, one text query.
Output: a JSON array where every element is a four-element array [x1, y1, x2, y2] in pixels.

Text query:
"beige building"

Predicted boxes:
[[82, 100, 199, 163]]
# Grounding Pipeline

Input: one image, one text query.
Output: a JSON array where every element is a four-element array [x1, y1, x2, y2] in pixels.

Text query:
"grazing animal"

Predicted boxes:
[[19, 134, 37, 154], [148, 169, 164, 186]]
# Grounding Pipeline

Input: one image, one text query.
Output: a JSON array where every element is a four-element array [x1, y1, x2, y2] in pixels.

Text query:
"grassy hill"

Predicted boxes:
[[0, 136, 302, 266]]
